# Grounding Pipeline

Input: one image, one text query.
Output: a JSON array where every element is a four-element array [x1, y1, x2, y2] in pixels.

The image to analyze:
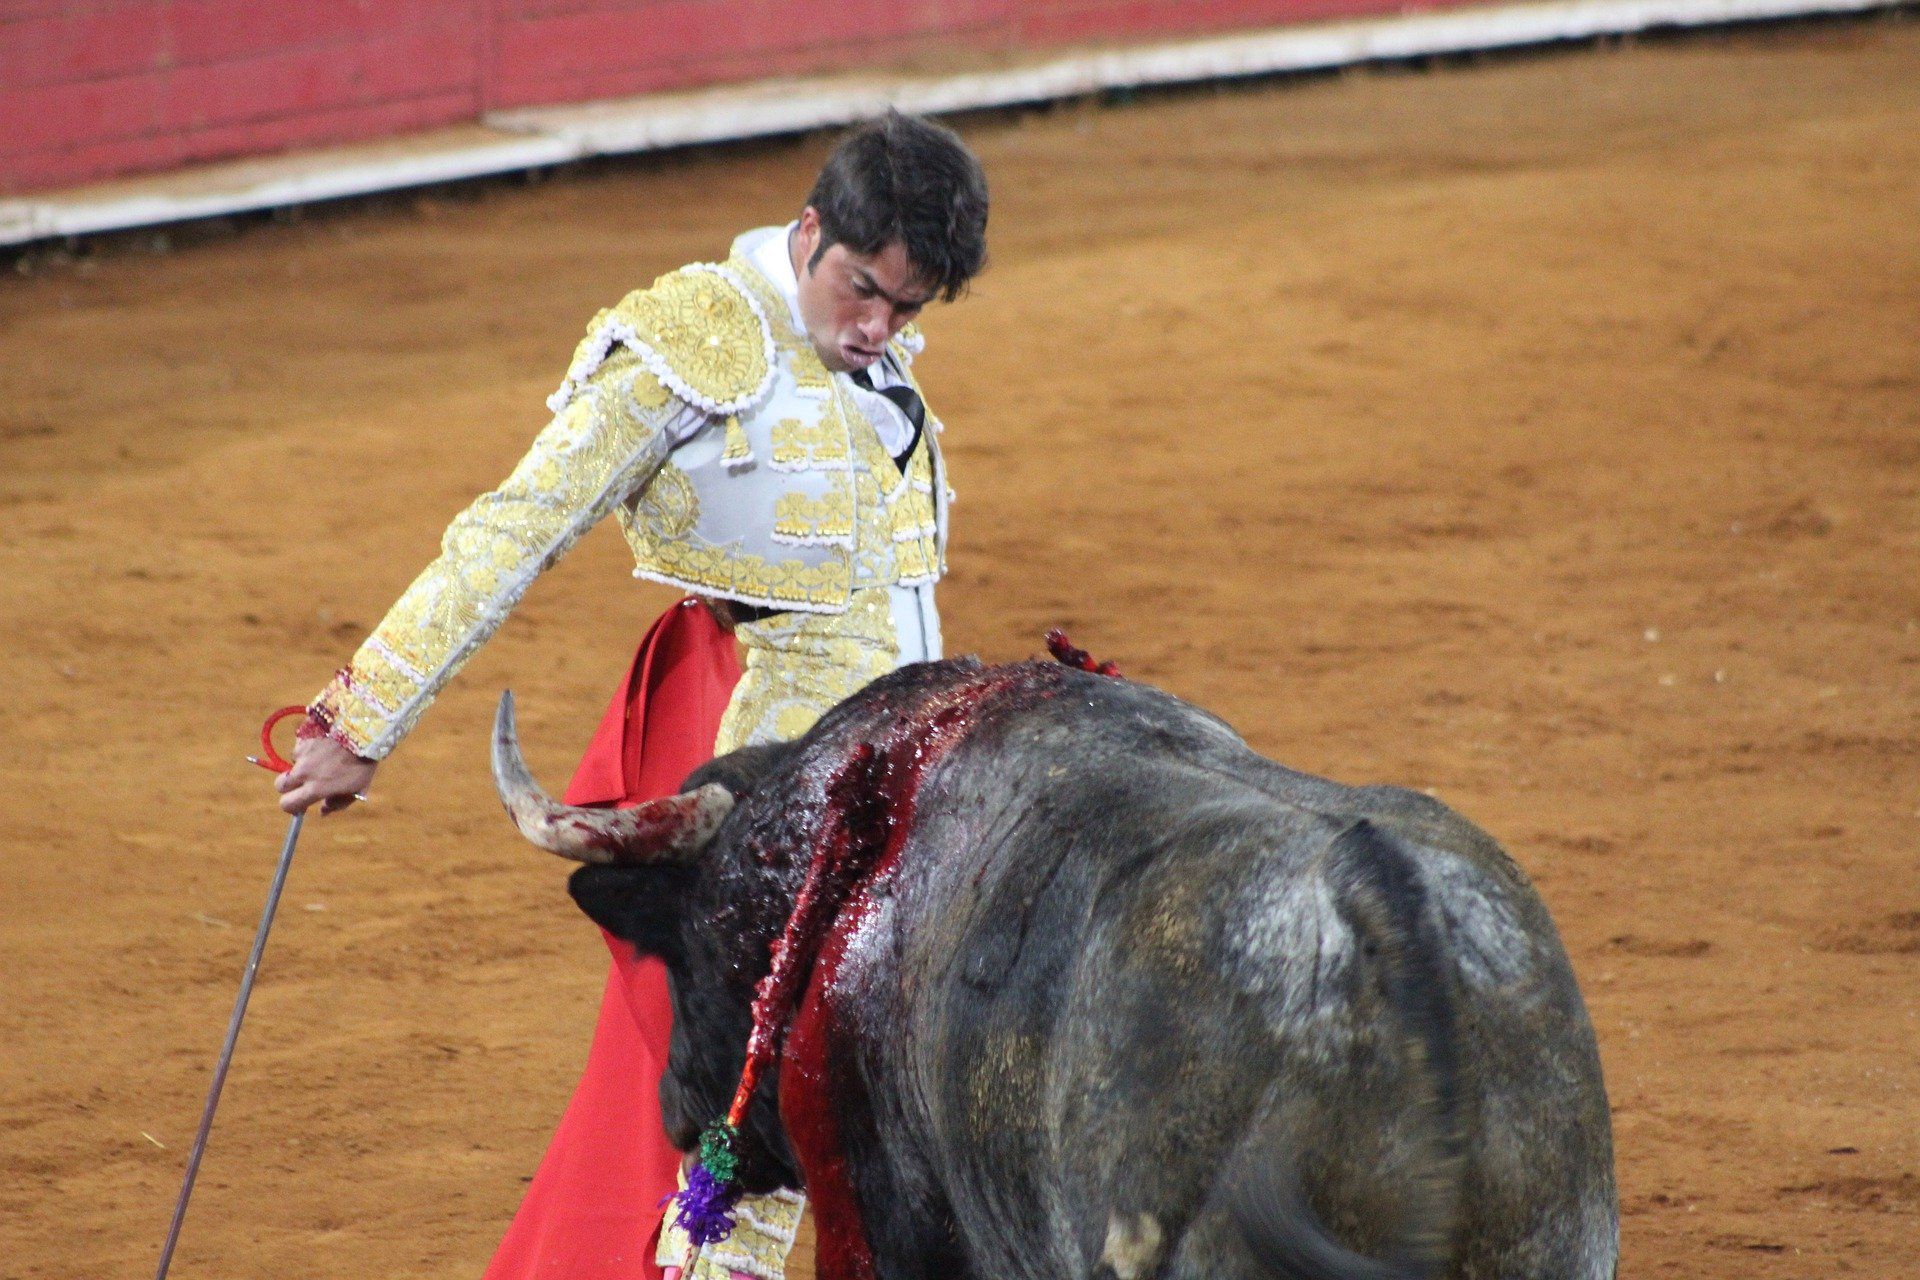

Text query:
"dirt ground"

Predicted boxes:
[[2, 16, 1916, 1279]]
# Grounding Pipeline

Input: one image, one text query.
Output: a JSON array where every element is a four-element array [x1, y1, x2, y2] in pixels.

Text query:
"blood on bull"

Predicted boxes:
[[492, 647, 1618, 1280]]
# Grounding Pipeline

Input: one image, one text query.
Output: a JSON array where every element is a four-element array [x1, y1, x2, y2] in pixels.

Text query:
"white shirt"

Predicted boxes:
[[743, 223, 942, 665]]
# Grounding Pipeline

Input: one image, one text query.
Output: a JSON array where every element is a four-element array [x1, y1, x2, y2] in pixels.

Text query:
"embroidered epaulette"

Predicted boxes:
[[889, 322, 926, 363], [548, 263, 777, 417]]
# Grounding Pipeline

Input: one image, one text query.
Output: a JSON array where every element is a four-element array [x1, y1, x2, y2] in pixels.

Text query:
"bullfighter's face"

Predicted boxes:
[[790, 207, 936, 374]]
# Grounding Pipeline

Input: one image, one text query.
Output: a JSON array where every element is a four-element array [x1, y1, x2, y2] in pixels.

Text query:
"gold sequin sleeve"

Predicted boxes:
[[309, 348, 701, 759]]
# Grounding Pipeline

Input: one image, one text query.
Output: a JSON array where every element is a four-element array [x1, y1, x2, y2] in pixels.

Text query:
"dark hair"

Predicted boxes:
[[805, 111, 989, 302]]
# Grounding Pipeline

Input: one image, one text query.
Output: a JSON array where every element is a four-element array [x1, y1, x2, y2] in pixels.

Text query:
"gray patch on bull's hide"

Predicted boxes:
[[1421, 851, 1538, 991], [1224, 847, 1360, 1032], [1575, 1186, 1625, 1280], [1100, 1211, 1165, 1279]]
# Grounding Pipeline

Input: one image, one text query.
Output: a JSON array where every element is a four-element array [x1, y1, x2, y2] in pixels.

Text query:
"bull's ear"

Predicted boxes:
[[568, 864, 693, 963], [684, 741, 794, 796]]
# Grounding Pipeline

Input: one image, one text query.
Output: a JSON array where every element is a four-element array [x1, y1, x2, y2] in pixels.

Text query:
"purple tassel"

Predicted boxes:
[[672, 1160, 743, 1246]]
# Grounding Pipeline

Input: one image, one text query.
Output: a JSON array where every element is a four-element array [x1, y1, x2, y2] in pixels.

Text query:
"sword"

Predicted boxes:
[[153, 706, 310, 1280]]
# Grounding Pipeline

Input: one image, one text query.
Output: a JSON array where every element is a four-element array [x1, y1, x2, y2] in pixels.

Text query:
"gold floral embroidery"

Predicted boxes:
[[714, 588, 900, 753], [627, 267, 772, 410], [727, 247, 832, 391], [551, 266, 774, 416], [902, 444, 934, 491], [311, 347, 685, 758], [623, 363, 673, 412], [631, 463, 700, 542], [831, 384, 945, 589], [769, 404, 849, 471], [629, 537, 853, 611], [623, 388, 871, 607], [895, 536, 938, 584], [772, 484, 855, 545], [721, 414, 753, 467], [892, 472, 939, 543]]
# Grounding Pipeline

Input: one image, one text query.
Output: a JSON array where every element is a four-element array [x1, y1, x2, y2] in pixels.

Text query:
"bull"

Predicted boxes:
[[491, 653, 1617, 1279]]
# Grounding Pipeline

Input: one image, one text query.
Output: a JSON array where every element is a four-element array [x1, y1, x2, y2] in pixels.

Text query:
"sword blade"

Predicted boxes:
[[154, 810, 305, 1280]]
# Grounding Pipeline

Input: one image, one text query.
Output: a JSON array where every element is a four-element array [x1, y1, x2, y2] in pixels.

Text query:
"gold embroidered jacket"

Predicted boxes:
[[612, 247, 947, 613], [311, 247, 949, 761]]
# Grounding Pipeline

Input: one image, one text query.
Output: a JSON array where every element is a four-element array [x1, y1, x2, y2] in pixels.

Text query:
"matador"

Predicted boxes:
[[278, 112, 991, 1280]]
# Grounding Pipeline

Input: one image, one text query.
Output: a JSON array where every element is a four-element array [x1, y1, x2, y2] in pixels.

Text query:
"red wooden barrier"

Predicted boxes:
[[0, 0, 1437, 196]]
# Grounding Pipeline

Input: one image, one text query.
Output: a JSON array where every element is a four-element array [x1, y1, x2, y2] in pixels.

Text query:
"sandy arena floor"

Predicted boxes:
[[2, 17, 1916, 1279]]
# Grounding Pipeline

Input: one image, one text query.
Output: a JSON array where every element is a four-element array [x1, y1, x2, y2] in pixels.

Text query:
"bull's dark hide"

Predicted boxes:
[[561, 658, 1617, 1280]]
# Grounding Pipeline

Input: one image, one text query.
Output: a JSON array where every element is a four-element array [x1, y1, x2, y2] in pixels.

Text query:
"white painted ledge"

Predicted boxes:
[[2, 0, 1900, 248], [0, 126, 578, 247]]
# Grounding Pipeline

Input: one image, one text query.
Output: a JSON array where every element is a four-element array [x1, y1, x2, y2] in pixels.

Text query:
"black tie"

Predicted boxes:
[[852, 367, 925, 467]]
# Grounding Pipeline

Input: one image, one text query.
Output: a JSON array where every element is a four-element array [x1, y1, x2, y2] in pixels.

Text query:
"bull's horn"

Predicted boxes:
[[491, 690, 733, 864]]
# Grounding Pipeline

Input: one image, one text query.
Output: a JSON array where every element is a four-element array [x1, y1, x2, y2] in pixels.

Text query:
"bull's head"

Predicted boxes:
[[491, 690, 804, 1191]]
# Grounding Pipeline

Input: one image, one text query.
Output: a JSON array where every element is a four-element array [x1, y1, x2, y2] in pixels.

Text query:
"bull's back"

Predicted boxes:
[[868, 672, 1614, 1277]]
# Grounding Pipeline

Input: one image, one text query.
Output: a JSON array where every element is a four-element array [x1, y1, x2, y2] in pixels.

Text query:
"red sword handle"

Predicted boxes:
[[251, 706, 308, 775]]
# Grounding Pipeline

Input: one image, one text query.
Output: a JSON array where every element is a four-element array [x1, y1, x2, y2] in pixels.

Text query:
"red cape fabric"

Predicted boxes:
[[483, 599, 742, 1280]]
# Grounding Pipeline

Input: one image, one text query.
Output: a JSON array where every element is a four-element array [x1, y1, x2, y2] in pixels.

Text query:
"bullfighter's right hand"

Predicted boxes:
[[276, 734, 378, 816]]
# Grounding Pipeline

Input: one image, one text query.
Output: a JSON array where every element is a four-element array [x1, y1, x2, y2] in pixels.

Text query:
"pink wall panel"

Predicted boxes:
[[0, 7, 168, 88], [1, 1, 485, 195], [1, 0, 1451, 197], [485, 0, 1009, 107]]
